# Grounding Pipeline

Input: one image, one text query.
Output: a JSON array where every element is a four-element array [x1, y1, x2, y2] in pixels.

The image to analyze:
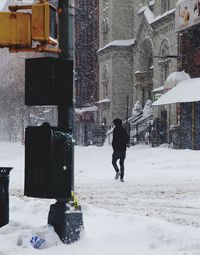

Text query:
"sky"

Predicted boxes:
[[1, 142, 200, 254], [0, 0, 7, 10], [0, 0, 34, 11]]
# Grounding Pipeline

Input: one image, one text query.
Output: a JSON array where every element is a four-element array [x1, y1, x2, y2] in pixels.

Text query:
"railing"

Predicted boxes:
[[129, 114, 153, 145]]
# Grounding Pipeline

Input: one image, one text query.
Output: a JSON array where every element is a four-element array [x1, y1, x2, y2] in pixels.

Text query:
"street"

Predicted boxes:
[[2, 142, 200, 254], [75, 145, 200, 228]]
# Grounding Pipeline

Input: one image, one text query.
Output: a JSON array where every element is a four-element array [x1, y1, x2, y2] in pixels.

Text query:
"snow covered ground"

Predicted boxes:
[[1, 142, 200, 254]]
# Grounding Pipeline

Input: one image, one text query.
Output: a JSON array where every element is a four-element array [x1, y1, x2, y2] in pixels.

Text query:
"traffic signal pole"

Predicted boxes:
[[57, 0, 74, 190], [0, 0, 83, 243], [47, 0, 83, 244]]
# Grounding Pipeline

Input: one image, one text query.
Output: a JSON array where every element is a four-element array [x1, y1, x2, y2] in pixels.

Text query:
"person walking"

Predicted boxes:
[[112, 118, 129, 182]]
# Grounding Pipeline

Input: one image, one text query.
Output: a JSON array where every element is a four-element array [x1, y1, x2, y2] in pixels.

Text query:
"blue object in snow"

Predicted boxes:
[[30, 235, 45, 249]]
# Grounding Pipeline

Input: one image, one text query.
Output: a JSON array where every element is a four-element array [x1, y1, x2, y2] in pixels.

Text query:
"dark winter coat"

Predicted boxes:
[[112, 125, 129, 152]]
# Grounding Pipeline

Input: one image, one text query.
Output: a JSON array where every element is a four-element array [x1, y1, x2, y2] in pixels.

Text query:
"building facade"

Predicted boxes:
[[74, 0, 99, 107], [97, 0, 134, 128], [98, 0, 180, 143], [74, 0, 100, 145], [174, 0, 200, 150]]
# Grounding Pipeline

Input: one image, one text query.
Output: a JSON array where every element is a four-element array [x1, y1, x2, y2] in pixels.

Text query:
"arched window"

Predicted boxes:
[[101, 64, 109, 98], [102, 17, 109, 44], [159, 40, 170, 85], [138, 38, 154, 106], [103, 0, 108, 9], [139, 39, 153, 71]]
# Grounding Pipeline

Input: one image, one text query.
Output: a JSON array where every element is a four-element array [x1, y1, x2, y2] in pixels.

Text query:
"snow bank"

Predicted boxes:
[[1, 143, 200, 254]]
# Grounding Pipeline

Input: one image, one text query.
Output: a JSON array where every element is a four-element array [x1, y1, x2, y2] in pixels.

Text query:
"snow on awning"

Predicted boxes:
[[152, 85, 164, 93], [164, 70, 190, 91], [152, 78, 200, 106]]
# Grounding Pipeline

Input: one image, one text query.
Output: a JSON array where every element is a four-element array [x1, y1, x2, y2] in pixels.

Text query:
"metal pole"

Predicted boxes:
[[57, 0, 74, 187], [57, 0, 74, 190], [126, 95, 130, 146], [126, 95, 129, 121], [58, 0, 74, 61], [192, 102, 195, 150], [48, 0, 83, 244]]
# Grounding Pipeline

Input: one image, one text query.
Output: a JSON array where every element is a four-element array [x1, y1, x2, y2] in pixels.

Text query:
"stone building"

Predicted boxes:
[[97, 0, 134, 128], [74, 0, 100, 145], [98, 0, 180, 143], [74, 0, 99, 107], [161, 0, 200, 150]]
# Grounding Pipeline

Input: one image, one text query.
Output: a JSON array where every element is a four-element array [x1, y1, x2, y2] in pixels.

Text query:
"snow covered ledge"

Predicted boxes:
[[97, 39, 136, 54]]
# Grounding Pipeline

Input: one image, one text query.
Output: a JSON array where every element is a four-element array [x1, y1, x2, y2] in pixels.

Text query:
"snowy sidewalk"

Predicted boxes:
[[1, 142, 200, 254]]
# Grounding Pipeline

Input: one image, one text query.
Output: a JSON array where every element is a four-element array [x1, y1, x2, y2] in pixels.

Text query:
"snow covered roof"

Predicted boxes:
[[152, 9, 175, 24], [144, 6, 155, 23], [138, 6, 154, 23], [138, 6, 146, 14], [152, 77, 200, 106], [176, 0, 186, 5], [138, 5, 175, 25], [98, 39, 135, 53]]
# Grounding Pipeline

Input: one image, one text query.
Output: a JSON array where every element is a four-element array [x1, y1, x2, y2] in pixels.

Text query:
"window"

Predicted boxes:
[[102, 17, 110, 44], [139, 39, 153, 71], [103, 0, 108, 8], [161, 0, 170, 14], [159, 40, 170, 85], [101, 64, 109, 98]]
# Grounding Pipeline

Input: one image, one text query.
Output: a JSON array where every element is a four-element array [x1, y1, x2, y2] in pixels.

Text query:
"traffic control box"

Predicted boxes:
[[0, 167, 13, 228], [25, 57, 73, 106], [0, 12, 31, 47], [32, 2, 58, 45], [24, 124, 72, 199], [0, 1, 58, 51]]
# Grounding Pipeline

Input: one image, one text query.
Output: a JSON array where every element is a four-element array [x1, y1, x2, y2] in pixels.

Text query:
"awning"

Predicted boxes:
[[163, 70, 190, 91], [152, 77, 200, 106], [152, 85, 164, 93]]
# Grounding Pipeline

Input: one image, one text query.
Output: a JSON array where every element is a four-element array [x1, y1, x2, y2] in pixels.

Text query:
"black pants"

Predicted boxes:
[[112, 151, 126, 179]]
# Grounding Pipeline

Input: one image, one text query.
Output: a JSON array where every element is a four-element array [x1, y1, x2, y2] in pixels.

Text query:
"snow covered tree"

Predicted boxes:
[[143, 99, 153, 118], [131, 100, 143, 117]]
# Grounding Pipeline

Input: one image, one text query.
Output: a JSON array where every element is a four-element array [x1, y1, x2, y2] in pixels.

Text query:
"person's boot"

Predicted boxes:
[[115, 171, 120, 180]]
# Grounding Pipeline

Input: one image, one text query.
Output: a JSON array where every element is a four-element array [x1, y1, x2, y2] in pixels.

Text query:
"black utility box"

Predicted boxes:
[[25, 124, 72, 198], [25, 57, 73, 106], [0, 167, 12, 227]]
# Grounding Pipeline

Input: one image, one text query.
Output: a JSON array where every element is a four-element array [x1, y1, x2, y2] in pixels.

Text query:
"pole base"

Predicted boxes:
[[48, 201, 84, 244]]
